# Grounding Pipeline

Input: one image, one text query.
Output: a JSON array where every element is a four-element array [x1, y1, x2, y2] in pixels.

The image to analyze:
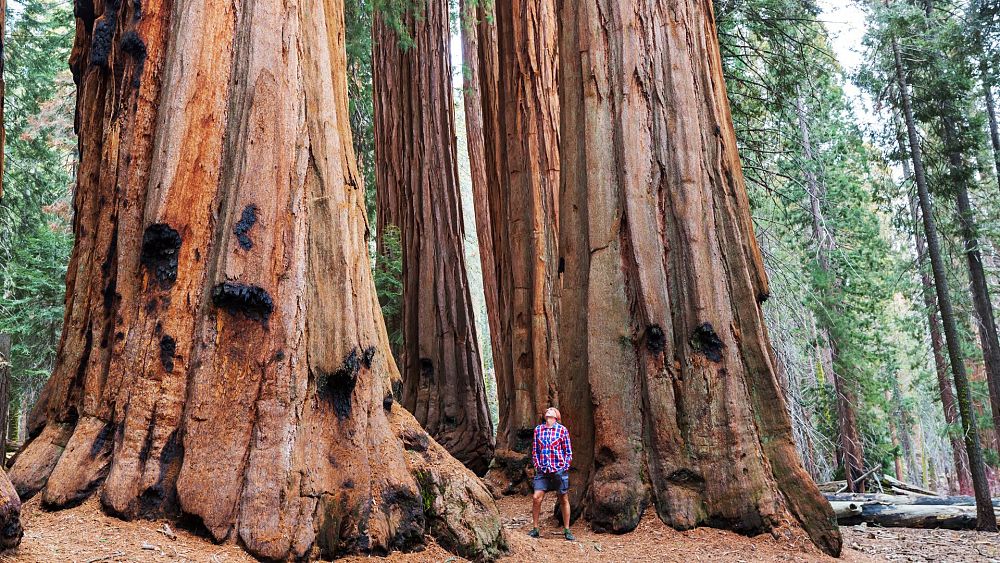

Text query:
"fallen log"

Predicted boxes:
[[828, 501, 863, 518], [880, 474, 940, 497], [817, 480, 847, 493], [835, 502, 1000, 530], [825, 492, 1000, 508]]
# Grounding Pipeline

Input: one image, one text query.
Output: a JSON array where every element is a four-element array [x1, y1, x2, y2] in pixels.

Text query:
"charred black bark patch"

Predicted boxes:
[[159, 335, 176, 373], [89, 421, 116, 458], [392, 379, 403, 401], [76, 0, 97, 27], [361, 345, 376, 369], [140, 223, 182, 289], [233, 204, 259, 250], [513, 427, 534, 453], [382, 487, 425, 552], [558, 256, 565, 274], [137, 407, 157, 465], [317, 349, 361, 419], [210, 282, 274, 322], [444, 415, 458, 427], [401, 428, 429, 452], [419, 358, 433, 382], [689, 322, 724, 363], [757, 290, 770, 303], [382, 394, 394, 411], [120, 31, 147, 87], [645, 324, 665, 354], [90, 17, 116, 67]]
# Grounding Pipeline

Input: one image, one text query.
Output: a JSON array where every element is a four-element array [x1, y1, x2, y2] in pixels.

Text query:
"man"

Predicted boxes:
[[529, 407, 574, 541]]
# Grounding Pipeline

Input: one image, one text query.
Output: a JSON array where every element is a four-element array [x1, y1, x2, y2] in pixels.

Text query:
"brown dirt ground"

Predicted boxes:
[[0, 494, 994, 562]]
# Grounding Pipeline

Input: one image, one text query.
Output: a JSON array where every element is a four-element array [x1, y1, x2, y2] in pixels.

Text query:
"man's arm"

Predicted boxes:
[[531, 426, 541, 470], [564, 428, 572, 465]]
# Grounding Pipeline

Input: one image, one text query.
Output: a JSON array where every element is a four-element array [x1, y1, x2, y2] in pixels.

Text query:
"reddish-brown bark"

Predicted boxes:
[[10, 0, 506, 559], [470, 0, 562, 492], [373, 0, 495, 475], [556, 0, 840, 554]]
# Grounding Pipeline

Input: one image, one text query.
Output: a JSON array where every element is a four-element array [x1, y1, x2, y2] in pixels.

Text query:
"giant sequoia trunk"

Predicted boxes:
[[556, 0, 840, 555], [372, 0, 495, 476], [10, 0, 506, 559], [795, 94, 865, 493], [475, 0, 562, 491]]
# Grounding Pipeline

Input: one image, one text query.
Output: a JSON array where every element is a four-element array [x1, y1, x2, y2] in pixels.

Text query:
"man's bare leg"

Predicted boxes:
[[532, 490, 545, 531], [560, 493, 570, 529]]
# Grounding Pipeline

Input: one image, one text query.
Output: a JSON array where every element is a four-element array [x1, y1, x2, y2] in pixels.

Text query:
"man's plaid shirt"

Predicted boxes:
[[532, 422, 572, 474]]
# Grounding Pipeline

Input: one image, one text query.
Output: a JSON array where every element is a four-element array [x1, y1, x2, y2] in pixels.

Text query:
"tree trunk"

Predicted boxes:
[[892, 37, 998, 531], [898, 119, 973, 494], [982, 61, 1000, 196], [458, 0, 501, 400], [0, 335, 20, 550], [837, 503, 998, 530], [556, 0, 840, 555], [9, 1, 506, 559], [795, 94, 865, 493], [372, 0, 495, 476], [475, 0, 562, 492], [941, 114, 1000, 450]]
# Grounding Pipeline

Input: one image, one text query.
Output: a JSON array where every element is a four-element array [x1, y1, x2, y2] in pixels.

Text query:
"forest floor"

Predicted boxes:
[[0, 494, 996, 562]]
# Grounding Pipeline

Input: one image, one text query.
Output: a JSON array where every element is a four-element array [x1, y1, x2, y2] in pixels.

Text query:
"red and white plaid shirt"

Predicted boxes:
[[532, 422, 572, 474]]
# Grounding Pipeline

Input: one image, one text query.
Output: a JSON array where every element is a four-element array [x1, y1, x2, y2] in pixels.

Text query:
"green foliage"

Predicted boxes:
[[345, 0, 377, 228], [375, 225, 404, 348], [0, 0, 76, 434]]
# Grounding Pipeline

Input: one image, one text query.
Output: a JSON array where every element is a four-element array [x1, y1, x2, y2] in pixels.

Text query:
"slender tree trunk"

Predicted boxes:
[[373, 0, 495, 475], [0, 335, 18, 551], [913, 213, 974, 492], [897, 120, 974, 494], [941, 115, 1000, 450], [892, 37, 997, 531], [556, 0, 840, 554], [981, 62, 1000, 197], [9, 1, 505, 559], [795, 94, 865, 492]]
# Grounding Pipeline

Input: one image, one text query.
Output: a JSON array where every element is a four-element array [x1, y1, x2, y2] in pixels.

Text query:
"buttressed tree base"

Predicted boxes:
[[556, 0, 841, 556], [8, 0, 505, 559]]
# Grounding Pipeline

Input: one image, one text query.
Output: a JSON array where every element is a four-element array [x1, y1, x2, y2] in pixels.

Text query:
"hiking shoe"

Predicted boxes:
[[564, 528, 575, 541], [528, 528, 540, 538]]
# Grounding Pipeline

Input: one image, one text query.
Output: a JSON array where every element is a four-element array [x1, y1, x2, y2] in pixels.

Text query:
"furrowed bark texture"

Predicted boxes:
[[372, 0, 495, 476], [557, 0, 840, 555], [458, 0, 501, 406], [892, 37, 997, 531], [10, 0, 506, 559], [476, 0, 562, 493], [795, 94, 865, 493]]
